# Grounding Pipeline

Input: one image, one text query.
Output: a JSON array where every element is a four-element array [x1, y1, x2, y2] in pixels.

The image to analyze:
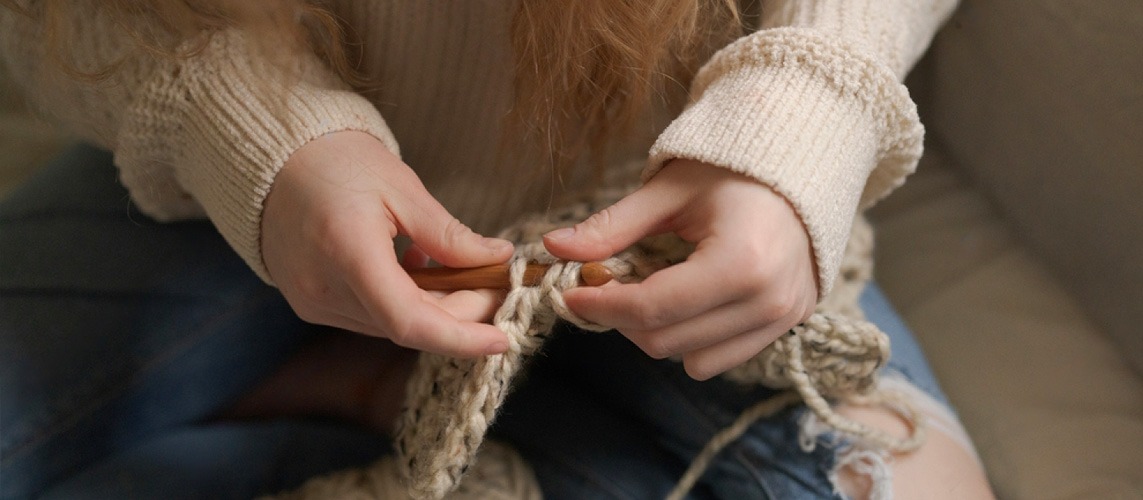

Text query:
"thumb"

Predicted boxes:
[[544, 186, 675, 262], [395, 191, 513, 269]]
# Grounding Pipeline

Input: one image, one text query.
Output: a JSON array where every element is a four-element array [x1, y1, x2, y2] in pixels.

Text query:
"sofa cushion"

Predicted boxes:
[[871, 150, 1143, 498], [917, 0, 1143, 373]]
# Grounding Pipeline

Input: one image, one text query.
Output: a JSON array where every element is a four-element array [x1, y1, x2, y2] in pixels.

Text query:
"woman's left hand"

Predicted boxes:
[[543, 159, 818, 380]]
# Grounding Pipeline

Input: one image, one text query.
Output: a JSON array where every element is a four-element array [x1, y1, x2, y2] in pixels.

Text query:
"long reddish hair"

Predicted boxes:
[[5, 0, 742, 167]]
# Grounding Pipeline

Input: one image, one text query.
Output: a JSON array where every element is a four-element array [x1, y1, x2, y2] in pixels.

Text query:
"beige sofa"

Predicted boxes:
[[2, 0, 1141, 497], [871, 1, 1143, 497]]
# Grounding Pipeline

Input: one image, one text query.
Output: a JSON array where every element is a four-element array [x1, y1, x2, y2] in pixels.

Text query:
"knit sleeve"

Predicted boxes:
[[0, 7, 399, 284], [646, 0, 957, 294]]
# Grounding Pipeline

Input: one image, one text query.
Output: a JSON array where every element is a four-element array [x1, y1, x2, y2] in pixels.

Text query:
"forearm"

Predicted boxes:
[[0, 4, 397, 282], [116, 29, 397, 281], [647, 0, 958, 294]]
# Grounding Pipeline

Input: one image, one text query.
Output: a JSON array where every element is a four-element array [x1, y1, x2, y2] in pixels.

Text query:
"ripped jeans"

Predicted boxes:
[[1, 145, 967, 499]]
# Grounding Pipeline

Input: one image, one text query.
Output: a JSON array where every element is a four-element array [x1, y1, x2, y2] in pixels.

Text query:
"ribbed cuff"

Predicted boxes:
[[647, 28, 923, 294], [117, 31, 398, 284]]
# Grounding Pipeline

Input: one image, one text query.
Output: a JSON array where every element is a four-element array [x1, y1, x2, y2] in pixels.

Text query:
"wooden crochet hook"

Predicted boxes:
[[407, 262, 613, 291]]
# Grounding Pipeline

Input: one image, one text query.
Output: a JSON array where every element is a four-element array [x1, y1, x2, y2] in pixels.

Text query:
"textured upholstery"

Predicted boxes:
[[872, 149, 1143, 498], [872, 3, 1143, 493], [914, 0, 1143, 373]]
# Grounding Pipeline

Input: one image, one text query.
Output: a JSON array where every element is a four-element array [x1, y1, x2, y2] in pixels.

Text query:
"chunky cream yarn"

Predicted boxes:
[[275, 187, 924, 500]]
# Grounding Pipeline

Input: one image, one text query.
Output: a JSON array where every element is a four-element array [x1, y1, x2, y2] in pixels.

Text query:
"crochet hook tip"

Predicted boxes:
[[579, 262, 614, 287]]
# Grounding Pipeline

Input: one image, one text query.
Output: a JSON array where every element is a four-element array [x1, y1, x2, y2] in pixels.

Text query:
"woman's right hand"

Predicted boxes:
[[261, 131, 514, 358]]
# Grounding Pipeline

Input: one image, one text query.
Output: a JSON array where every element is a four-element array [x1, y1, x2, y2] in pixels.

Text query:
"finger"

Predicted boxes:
[[622, 298, 779, 360], [560, 248, 747, 330], [436, 289, 504, 323], [347, 243, 508, 357], [681, 320, 798, 381], [320, 306, 494, 358], [391, 188, 513, 268], [385, 289, 510, 357], [281, 285, 398, 340], [401, 246, 505, 317], [286, 283, 410, 338], [320, 311, 392, 339], [543, 185, 677, 262]]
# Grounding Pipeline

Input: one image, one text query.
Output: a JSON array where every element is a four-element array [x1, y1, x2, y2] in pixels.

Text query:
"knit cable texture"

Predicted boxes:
[[273, 187, 926, 500]]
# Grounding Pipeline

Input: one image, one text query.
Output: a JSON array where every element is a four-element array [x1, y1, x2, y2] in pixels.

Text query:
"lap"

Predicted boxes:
[[493, 284, 956, 500], [0, 145, 961, 499], [37, 421, 391, 500], [0, 145, 321, 498]]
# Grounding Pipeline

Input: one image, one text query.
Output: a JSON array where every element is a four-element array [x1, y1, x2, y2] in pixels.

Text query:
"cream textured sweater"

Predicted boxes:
[[0, 0, 957, 294]]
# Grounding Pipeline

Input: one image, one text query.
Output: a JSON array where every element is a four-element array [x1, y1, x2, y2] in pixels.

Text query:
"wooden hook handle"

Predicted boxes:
[[406, 262, 613, 291]]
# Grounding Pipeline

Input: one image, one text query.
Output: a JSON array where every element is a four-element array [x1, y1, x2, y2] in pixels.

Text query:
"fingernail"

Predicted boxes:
[[483, 238, 513, 252], [484, 341, 508, 355], [544, 227, 575, 241]]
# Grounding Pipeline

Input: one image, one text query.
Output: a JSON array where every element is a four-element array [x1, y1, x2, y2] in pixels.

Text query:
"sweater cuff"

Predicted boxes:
[[117, 31, 398, 284], [647, 28, 923, 294]]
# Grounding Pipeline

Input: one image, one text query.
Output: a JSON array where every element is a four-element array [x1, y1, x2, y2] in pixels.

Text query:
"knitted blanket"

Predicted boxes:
[[270, 187, 924, 500]]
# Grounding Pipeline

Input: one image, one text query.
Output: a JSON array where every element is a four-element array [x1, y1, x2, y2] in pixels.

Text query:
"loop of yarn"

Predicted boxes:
[[266, 441, 540, 500], [394, 241, 606, 499], [394, 218, 925, 499], [276, 186, 926, 500]]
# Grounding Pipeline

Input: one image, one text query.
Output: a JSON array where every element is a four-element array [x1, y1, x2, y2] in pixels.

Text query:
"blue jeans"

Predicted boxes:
[[0, 145, 953, 499]]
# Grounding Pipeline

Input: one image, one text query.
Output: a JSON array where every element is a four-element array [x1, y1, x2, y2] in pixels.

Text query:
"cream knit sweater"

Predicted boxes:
[[0, 0, 956, 294]]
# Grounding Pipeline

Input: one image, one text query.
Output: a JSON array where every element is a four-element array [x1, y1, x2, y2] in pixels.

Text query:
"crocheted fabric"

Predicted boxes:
[[269, 441, 541, 500], [276, 186, 925, 500]]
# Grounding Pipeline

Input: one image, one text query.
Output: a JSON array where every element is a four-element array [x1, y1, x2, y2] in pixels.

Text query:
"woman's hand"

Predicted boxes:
[[262, 131, 513, 358], [543, 159, 818, 380]]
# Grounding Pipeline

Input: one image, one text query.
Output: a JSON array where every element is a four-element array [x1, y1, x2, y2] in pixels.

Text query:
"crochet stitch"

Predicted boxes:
[[274, 187, 926, 500]]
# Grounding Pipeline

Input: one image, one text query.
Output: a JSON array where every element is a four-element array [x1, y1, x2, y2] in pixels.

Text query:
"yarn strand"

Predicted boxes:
[[665, 390, 803, 500], [272, 192, 926, 500]]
